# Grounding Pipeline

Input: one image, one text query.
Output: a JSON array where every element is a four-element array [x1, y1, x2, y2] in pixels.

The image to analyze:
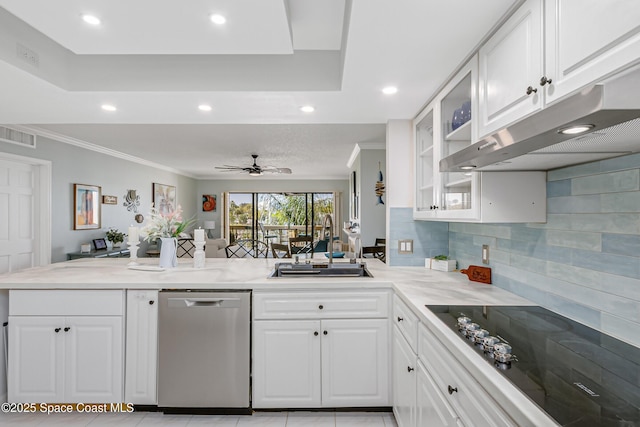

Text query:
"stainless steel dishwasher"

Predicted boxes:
[[157, 290, 250, 413]]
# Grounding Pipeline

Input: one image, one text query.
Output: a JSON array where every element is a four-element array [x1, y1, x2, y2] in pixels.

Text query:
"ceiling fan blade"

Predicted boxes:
[[262, 167, 292, 174]]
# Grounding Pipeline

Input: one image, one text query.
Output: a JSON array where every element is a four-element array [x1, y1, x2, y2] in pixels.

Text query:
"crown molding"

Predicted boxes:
[[11, 125, 197, 178], [346, 141, 385, 168]]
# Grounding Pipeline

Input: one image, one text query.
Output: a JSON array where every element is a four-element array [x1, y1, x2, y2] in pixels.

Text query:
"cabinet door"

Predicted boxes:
[[393, 326, 417, 427], [65, 316, 123, 403], [321, 319, 389, 407], [253, 320, 321, 408], [125, 290, 158, 404], [414, 105, 438, 217], [417, 361, 458, 427], [478, 0, 543, 138], [8, 316, 64, 402], [545, 0, 640, 103]]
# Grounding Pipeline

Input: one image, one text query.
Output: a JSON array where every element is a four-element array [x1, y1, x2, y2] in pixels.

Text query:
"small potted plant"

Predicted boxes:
[[105, 228, 125, 248], [427, 254, 457, 272]]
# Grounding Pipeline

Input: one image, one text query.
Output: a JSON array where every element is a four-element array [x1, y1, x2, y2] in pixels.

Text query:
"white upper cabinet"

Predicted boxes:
[[479, 0, 640, 138], [478, 0, 544, 138], [545, 0, 640, 104], [414, 57, 481, 221]]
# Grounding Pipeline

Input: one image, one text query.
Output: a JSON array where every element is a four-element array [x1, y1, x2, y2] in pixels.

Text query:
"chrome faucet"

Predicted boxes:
[[322, 214, 334, 264]]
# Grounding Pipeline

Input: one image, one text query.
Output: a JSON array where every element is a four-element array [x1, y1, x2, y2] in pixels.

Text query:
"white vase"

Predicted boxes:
[[159, 237, 178, 268]]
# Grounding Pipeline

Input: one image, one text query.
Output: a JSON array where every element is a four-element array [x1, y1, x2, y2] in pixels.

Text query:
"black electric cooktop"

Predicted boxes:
[[426, 305, 640, 427]]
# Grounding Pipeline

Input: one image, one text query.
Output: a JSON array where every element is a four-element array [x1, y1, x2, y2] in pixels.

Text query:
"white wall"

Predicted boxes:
[[386, 120, 413, 208], [0, 137, 197, 262], [354, 149, 386, 246]]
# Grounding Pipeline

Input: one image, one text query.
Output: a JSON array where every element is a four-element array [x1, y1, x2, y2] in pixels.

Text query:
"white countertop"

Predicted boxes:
[[0, 256, 531, 306]]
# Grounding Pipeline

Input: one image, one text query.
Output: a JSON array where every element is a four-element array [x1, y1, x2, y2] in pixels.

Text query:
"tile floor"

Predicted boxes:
[[0, 410, 398, 426]]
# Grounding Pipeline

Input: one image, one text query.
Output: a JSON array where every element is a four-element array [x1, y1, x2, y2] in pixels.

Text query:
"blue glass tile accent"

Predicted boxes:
[[572, 169, 639, 195], [547, 195, 601, 213], [547, 179, 572, 197], [602, 234, 640, 256]]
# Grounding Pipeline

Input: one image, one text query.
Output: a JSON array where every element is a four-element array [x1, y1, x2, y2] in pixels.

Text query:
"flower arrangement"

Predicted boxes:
[[141, 204, 193, 241], [105, 228, 125, 245]]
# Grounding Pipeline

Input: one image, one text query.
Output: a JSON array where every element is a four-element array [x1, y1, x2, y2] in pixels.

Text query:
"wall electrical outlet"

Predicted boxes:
[[482, 244, 490, 264], [398, 239, 413, 254]]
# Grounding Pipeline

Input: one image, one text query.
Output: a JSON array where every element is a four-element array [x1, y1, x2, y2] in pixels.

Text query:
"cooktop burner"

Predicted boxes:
[[426, 305, 640, 426]]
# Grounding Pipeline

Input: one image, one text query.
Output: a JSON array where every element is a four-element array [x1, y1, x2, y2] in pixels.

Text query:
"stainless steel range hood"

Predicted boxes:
[[439, 72, 640, 172]]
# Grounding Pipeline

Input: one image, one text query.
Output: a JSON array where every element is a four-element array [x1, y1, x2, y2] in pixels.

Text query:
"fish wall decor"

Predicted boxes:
[[375, 162, 385, 205]]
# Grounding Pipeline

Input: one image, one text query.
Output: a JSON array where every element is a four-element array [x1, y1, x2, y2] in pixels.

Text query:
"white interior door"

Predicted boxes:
[[0, 154, 50, 273], [0, 159, 35, 273]]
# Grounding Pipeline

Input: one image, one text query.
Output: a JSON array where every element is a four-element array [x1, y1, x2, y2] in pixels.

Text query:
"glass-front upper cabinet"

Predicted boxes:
[[414, 55, 480, 221], [414, 107, 436, 213]]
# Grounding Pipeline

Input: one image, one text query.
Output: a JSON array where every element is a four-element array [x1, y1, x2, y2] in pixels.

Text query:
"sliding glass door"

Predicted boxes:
[[226, 192, 337, 248]]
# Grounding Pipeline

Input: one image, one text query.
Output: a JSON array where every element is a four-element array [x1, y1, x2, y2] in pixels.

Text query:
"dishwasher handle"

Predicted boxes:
[[167, 297, 241, 308]]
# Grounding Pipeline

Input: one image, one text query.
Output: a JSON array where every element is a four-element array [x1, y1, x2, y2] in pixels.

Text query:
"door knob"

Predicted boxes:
[[448, 385, 458, 394], [407, 366, 414, 373], [526, 86, 538, 95], [318, 305, 324, 310], [64, 327, 71, 332], [314, 331, 319, 336], [54, 327, 61, 333], [397, 316, 404, 322], [539, 76, 553, 86], [323, 331, 328, 335], [149, 300, 155, 305]]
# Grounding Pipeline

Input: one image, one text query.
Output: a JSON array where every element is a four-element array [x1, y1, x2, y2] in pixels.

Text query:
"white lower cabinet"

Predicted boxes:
[[418, 323, 517, 427], [124, 289, 158, 405], [416, 361, 458, 427], [8, 290, 124, 403], [392, 326, 417, 427], [252, 290, 390, 409], [8, 315, 123, 403]]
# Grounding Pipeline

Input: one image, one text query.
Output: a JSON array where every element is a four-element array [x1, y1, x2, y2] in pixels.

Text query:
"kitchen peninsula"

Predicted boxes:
[[0, 257, 565, 427]]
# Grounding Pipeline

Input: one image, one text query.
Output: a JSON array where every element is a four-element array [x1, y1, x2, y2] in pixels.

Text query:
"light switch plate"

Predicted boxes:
[[398, 239, 413, 254], [482, 244, 489, 264]]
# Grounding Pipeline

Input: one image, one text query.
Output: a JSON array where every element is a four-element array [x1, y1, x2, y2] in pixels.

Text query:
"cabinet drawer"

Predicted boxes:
[[10, 290, 124, 316], [253, 290, 389, 320], [418, 323, 516, 427], [393, 295, 419, 353]]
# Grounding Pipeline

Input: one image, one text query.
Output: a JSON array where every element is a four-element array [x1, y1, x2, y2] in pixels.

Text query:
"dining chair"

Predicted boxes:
[[289, 236, 314, 254], [259, 222, 278, 245], [271, 243, 291, 258], [362, 237, 386, 262], [225, 239, 269, 258]]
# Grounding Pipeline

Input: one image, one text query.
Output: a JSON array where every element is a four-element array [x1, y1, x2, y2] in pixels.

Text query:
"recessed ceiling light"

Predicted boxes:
[[101, 104, 116, 112], [557, 124, 595, 135], [210, 14, 226, 25], [198, 104, 212, 112], [300, 105, 315, 113], [382, 86, 398, 95], [81, 14, 101, 25]]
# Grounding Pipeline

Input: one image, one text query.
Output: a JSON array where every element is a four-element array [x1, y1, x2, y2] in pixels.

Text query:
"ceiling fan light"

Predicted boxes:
[[249, 171, 263, 177]]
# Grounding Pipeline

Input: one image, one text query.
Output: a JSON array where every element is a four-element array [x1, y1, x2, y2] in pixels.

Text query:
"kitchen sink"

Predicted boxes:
[[269, 261, 373, 278]]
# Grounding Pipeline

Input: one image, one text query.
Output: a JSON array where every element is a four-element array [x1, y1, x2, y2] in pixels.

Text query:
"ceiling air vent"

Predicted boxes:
[[0, 126, 36, 148]]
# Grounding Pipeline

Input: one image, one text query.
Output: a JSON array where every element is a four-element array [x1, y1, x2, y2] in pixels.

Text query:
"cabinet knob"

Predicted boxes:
[[448, 385, 458, 395], [149, 300, 155, 305], [526, 86, 538, 95], [64, 327, 71, 332], [54, 327, 61, 333], [539, 76, 553, 86], [407, 366, 414, 373], [323, 330, 328, 335], [318, 305, 324, 310], [397, 316, 404, 322], [314, 331, 319, 336]]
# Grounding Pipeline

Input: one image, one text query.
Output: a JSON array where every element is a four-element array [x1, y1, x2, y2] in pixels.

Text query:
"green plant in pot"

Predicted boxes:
[[106, 228, 125, 248]]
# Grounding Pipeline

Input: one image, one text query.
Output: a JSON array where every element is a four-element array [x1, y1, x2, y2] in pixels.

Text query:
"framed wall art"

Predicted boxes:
[[202, 194, 217, 212], [73, 183, 101, 230], [153, 183, 176, 215], [102, 195, 117, 205]]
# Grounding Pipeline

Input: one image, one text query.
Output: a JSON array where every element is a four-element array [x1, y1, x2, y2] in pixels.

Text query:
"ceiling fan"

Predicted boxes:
[[215, 154, 292, 176]]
